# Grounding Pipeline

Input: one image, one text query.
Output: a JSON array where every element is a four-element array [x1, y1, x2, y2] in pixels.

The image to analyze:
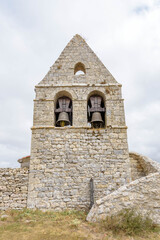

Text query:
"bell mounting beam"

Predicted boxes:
[[88, 96, 105, 113], [55, 97, 72, 113]]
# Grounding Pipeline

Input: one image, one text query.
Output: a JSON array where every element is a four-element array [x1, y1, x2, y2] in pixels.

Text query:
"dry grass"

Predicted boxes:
[[0, 209, 160, 240], [100, 209, 160, 237]]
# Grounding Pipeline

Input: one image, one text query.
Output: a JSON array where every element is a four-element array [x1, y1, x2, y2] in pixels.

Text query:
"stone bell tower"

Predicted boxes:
[[27, 34, 131, 210]]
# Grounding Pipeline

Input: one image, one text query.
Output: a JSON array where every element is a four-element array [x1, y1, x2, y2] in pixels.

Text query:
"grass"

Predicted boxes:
[[100, 209, 160, 236], [0, 209, 160, 240]]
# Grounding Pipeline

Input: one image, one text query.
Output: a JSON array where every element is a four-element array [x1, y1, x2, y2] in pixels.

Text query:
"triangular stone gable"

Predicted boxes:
[[38, 34, 118, 86]]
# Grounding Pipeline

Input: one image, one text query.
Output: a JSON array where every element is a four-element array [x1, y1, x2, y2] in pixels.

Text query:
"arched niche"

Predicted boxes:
[[87, 91, 106, 128], [54, 90, 73, 101], [74, 62, 86, 75], [54, 91, 72, 127]]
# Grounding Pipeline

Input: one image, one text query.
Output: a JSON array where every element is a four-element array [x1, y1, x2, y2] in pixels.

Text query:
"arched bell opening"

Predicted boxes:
[[55, 96, 72, 127], [74, 62, 86, 75], [87, 94, 105, 129]]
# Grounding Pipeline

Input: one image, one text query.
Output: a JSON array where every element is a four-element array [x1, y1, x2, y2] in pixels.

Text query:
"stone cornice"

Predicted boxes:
[[33, 98, 124, 102], [31, 125, 128, 130], [35, 83, 122, 88]]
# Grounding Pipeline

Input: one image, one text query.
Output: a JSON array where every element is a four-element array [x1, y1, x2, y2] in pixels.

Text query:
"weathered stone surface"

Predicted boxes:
[[27, 128, 130, 210], [130, 152, 160, 180], [18, 156, 30, 168], [0, 168, 28, 210], [27, 34, 131, 210], [0, 34, 159, 218], [87, 158, 160, 224]]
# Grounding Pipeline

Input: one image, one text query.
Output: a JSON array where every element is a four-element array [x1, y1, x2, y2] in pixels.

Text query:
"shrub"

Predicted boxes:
[[101, 209, 160, 236]]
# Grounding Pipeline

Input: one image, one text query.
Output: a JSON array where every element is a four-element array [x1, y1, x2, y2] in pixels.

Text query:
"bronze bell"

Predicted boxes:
[[56, 112, 70, 127], [91, 112, 103, 123], [91, 112, 103, 128]]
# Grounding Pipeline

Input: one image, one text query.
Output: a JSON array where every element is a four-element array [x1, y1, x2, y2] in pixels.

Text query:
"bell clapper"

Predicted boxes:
[[60, 121, 65, 127]]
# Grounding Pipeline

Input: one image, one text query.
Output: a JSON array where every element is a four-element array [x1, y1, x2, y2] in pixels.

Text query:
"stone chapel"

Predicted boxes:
[[27, 34, 130, 210], [0, 34, 160, 223]]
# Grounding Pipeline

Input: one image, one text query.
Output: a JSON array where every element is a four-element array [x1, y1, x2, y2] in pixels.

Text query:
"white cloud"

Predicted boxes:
[[0, 0, 160, 167]]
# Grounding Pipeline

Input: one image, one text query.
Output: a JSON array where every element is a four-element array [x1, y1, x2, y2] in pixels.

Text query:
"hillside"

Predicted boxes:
[[0, 209, 160, 240]]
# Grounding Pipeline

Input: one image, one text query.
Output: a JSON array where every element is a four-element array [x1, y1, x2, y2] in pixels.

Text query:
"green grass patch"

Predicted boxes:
[[100, 208, 160, 236], [0, 208, 160, 240]]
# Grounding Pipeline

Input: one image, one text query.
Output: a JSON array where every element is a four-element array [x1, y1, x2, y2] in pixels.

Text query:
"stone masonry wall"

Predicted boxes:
[[87, 172, 160, 224], [38, 35, 117, 86], [87, 156, 160, 224], [27, 127, 130, 210], [33, 85, 125, 128], [0, 168, 29, 210], [129, 153, 146, 181], [28, 34, 131, 211], [129, 152, 160, 181], [129, 152, 160, 175]]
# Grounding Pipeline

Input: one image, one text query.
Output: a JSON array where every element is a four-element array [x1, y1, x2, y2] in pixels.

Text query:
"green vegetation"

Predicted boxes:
[[0, 209, 159, 240], [101, 209, 160, 236]]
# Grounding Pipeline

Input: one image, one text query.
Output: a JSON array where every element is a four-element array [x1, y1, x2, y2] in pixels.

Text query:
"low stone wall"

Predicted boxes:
[[87, 171, 160, 224], [129, 152, 160, 178], [129, 152, 146, 181], [0, 168, 29, 210]]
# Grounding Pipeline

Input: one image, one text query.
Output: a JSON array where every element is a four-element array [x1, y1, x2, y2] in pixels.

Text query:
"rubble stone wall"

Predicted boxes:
[[28, 34, 131, 211], [130, 153, 146, 181], [38, 34, 118, 86], [0, 168, 29, 210], [129, 152, 160, 175], [33, 85, 125, 128], [87, 159, 160, 224], [27, 127, 130, 210]]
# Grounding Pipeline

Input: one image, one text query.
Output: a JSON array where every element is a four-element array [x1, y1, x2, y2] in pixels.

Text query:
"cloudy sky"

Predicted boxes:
[[0, 0, 160, 167]]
